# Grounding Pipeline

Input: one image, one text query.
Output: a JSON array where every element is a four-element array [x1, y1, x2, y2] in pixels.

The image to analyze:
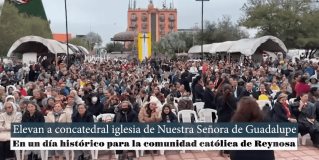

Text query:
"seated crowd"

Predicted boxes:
[[0, 58, 319, 160]]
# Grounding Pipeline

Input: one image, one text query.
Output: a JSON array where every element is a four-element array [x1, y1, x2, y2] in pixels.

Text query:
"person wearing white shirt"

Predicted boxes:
[[0, 102, 22, 159]]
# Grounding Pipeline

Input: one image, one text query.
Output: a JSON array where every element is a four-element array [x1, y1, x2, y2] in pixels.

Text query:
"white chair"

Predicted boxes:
[[14, 150, 25, 160], [174, 97, 180, 104], [93, 115, 98, 122], [198, 109, 218, 123], [193, 102, 204, 115], [289, 98, 297, 105], [15, 150, 48, 160], [23, 96, 32, 100], [96, 113, 115, 122], [178, 110, 198, 123], [256, 100, 272, 110], [115, 150, 140, 158], [299, 133, 310, 145], [140, 150, 164, 157]]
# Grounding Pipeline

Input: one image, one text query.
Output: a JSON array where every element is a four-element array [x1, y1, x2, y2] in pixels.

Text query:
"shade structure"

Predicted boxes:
[[188, 36, 287, 56], [227, 36, 287, 56], [112, 31, 138, 41], [188, 44, 212, 54], [7, 35, 88, 58]]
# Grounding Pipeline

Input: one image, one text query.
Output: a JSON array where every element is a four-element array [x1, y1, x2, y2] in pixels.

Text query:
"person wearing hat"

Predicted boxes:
[[138, 96, 161, 123], [272, 93, 297, 123]]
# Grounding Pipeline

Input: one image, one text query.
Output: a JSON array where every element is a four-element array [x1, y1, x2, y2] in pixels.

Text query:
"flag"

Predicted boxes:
[[138, 33, 152, 62]]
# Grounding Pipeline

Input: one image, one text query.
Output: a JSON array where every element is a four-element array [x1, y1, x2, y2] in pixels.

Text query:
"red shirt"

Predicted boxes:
[[295, 82, 310, 97], [20, 88, 27, 96]]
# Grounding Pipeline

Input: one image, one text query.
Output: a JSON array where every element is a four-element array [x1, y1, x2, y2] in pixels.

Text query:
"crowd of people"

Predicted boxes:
[[0, 55, 319, 160]]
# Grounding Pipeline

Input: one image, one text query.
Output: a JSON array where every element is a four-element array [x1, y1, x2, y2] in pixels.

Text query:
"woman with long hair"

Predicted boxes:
[[230, 97, 275, 160], [216, 84, 237, 157], [138, 96, 161, 123], [216, 84, 237, 123], [46, 102, 72, 160], [160, 104, 177, 123]]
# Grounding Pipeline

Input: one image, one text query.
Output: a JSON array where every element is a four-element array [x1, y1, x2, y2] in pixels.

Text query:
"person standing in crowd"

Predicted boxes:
[[295, 76, 311, 98], [229, 77, 244, 100], [230, 97, 275, 160], [217, 84, 237, 123], [192, 76, 205, 103], [180, 68, 191, 93], [203, 80, 216, 109], [291, 93, 319, 148], [0, 102, 22, 160]]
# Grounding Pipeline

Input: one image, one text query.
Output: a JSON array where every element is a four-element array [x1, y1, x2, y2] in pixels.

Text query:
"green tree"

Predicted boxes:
[[241, 0, 319, 53], [105, 42, 124, 53], [86, 32, 102, 50], [198, 16, 248, 44], [0, 2, 51, 56], [69, 37, 90, 50], [154, 32, 187, 55]]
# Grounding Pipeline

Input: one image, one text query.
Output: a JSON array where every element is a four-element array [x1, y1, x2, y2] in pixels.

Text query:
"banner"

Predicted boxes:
[[138, 32, 152, 62], [11, 123, 298, 151]]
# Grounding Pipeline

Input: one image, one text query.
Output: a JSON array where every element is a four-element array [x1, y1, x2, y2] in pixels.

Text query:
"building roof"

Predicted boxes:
[[112, 31, 138, 41], [53, 34, 72, 43]]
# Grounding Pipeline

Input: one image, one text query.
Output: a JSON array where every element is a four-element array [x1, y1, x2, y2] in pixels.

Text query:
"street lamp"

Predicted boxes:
[[64, 0, 69, 67], [196, 0, 210, 59]]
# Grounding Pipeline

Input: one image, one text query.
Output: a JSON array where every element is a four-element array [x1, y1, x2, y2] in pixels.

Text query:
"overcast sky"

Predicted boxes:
[[1, 0, 250, 43]]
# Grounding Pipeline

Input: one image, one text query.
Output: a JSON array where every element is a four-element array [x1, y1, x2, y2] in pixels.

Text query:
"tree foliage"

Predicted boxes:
[[86, 32, 102, 50], [69, 37, 90, 51], [0, 2, 51, 56], [241, 0, 319, 51], [153, 32, 189, 55], [199, 16, 249, 44], [154, 16, 248, 55], [105, 42, 124, 53]]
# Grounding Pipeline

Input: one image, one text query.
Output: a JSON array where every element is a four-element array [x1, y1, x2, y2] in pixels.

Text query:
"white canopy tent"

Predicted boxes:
[[227, 36, 287, 56], [214, 41, 235, 53], [7, 35, 88, 58], [188, 36, 287, 56]]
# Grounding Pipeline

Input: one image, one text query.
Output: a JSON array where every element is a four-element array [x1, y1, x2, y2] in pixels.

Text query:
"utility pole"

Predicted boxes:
[[196, 0, 210, 59], [64, 0, 69, 67]]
